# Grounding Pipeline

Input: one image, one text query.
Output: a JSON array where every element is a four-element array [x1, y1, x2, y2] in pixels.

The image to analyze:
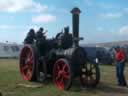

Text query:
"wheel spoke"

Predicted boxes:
[[86, 63, 90, 71], [62, 64, 67, 71], [63, 71, 69, 75], [56, 74, 61, 81], [57, 65, 60, 70], [63, 74, 70, 79], [29, 56, 33, 62], [88, 76, 95, 84], [22, 65, 28, 70], [83, 63, 87, 69], [90, 65, 95, 71], [87, 76, 90, 81], [28, 65, 32, 71], [92, 74, 96, 80], [26, 69, 32, 78], [90, 75, 94, 81], [89, 63, 92, 70], [26, 50, 33, 65], [56, 76, 60, 81], [60, 77, 64, 83], [28, 51, 32, 58], [92, 71, 96, 74], [26, 58, 32, 65], [92, 68, 96, 74]]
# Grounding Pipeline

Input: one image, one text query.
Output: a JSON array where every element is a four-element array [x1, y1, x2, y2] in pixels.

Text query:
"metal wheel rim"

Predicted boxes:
[[54, 59, 71, 90], [80, 62, 97, 87], [19, 45, 34, 81]]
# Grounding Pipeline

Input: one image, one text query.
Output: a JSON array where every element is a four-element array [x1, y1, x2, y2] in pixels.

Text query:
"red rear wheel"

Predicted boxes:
[[19, 44, 37, 81], [53, 58, 72, 90]]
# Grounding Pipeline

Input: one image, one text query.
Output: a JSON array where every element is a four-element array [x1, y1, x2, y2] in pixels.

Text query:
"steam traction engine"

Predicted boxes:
[[19, 8, 100, 90]]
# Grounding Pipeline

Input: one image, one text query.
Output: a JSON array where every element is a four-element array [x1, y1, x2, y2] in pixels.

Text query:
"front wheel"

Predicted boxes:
[[80, 61, 100, 88]]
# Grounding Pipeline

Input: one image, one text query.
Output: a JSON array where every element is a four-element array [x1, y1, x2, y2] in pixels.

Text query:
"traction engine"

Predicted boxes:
[[19, 7, 100, 90]]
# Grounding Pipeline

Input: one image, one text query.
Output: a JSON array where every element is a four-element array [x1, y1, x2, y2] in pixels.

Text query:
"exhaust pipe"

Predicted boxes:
[[71, 7, 81, 47]]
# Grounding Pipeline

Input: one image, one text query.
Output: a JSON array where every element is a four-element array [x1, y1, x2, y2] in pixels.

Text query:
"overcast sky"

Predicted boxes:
[[0, 0, 128, 44]]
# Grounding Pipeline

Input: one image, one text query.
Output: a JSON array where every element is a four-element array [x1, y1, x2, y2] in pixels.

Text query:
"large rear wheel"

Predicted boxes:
[[53, 58, 72, 90], [19, 44, 37, 81]]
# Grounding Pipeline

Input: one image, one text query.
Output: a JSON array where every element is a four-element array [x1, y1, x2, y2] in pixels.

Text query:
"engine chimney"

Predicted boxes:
[[71, 7, 81, 47]]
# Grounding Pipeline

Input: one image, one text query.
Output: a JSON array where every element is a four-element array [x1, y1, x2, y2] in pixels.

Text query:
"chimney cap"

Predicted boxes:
[[71, 7, 81, 14]]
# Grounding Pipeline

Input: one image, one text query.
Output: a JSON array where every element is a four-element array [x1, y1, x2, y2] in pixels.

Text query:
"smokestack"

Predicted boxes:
[[71, 7, 81, 47]]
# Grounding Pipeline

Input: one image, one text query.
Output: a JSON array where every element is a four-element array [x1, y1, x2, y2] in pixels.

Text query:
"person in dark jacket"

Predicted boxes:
[[114, 46, 127, 87], [36, 27, 46, 41], [61, 26, 73, 49], [24, 29, 35, 44], [36, 27, 47, 56]]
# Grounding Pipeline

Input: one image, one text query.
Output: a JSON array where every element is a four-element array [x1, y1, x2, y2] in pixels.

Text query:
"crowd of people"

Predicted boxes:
[[24, 27, 46, 44], [24, 26, 73, 49]]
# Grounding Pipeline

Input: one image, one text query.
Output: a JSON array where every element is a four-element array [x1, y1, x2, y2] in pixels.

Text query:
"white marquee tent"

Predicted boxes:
[[0, 43, 22, 58]]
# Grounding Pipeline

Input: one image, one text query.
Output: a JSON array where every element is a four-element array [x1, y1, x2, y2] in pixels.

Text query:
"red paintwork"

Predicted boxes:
[[53, 59, 70, 90], [19, 45, 34, 81]]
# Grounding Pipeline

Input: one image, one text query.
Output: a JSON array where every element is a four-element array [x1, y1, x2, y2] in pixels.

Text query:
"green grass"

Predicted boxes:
[[0, 59, 128, 96]]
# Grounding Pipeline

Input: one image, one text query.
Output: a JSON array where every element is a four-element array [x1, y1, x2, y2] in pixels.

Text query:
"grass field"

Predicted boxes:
[[0, 59, 128, 96]]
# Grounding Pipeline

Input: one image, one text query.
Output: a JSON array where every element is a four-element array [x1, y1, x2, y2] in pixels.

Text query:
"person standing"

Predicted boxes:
[[36, 27, 46, 41], [114, 46, 127, 87], [62, 26, 73, 49], [24, 28, 35, 44], [36, 27, 47, 56]]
